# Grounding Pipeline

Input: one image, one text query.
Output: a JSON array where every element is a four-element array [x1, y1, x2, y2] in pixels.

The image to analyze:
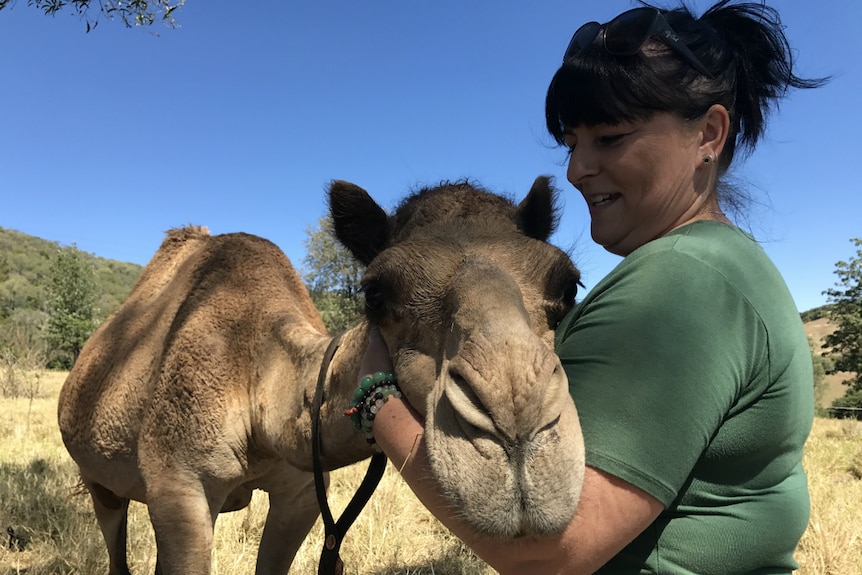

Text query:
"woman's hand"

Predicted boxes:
[[358, 325, 395, 377], [357, 325, 424, 470]]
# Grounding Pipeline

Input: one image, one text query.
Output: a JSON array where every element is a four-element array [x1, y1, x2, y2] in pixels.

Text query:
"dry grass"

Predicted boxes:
[[0, 372, 490, 575], [1, 372, 860, 574], [796, 418, 862, 575]]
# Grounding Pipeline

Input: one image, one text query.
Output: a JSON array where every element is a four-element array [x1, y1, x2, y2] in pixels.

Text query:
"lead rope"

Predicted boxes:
[[311, 333, 388, 575]]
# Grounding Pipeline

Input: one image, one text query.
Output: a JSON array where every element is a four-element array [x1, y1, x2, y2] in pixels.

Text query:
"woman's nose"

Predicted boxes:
[[566, 145, 599, 186]]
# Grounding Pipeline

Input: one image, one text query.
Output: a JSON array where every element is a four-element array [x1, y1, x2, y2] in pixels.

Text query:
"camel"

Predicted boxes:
[[58, 176, 585, 575]]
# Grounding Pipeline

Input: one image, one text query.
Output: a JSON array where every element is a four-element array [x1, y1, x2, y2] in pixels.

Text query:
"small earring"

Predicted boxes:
[[703, 155, 713, 164]]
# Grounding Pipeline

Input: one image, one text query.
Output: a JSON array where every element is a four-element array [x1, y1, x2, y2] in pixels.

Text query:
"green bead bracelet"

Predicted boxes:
[[344, 372, 402, 445]]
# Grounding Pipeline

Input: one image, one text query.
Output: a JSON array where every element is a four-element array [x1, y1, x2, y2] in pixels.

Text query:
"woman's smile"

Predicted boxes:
[[588, 193, 621, 208]]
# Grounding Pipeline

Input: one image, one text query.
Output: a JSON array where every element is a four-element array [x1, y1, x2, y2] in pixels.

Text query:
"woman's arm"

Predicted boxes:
[[362, 330, 664, 575]]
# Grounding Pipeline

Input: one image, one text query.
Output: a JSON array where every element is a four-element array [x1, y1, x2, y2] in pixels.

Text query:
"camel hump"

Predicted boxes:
[[162, 225, 210, 246]]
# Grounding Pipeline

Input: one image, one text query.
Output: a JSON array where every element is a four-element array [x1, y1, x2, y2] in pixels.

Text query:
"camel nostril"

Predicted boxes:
[[526, 413, 562, 444], [542, 413, 561, 433], [444, 370, 497, 436]]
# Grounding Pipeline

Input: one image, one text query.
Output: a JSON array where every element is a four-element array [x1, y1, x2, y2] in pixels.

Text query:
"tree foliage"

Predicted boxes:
[[4, 0, 184, 31], [302, 216, 365, 333], [45, 245, 98, 368], [823, 238, 862, 399]]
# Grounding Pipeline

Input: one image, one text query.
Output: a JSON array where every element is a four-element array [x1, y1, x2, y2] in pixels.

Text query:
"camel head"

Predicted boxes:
[[328, 176, 584, 539]]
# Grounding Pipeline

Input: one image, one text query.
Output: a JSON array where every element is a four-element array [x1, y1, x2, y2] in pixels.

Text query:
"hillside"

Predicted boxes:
[[0, 226, 142, 324], [804, 316, 853, 408], [0, 226, 854, 407]]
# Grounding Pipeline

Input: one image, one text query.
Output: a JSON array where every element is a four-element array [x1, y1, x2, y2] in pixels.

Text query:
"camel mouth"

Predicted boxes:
[[424, 377, 583, 539], [430, 423, 581, 539]]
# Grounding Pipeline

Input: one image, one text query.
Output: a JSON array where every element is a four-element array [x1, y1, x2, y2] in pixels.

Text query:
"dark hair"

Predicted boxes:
[[545, 0, 828, 176]]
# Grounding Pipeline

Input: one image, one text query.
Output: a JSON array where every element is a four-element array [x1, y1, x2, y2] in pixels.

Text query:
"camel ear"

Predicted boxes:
[[516, 176, 561, 242], [328, 180, 390, 266]]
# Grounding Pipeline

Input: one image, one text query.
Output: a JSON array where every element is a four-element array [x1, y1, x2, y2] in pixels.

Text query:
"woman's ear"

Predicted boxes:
[[699, 104, 730, 162]]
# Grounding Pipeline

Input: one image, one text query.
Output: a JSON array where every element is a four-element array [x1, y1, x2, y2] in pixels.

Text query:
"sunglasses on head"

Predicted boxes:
[[563, 7, 713, 78]]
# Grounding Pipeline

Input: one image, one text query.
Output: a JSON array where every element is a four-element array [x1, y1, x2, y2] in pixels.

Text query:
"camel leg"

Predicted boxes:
[[254, 471, 325, 575], [152, 512, 218, 575], [85, 480, 132, 575], [145, 474, 216, 575]]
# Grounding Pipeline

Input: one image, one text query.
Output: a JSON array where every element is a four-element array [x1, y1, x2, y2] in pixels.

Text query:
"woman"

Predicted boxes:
[[358, 1, 827, 573]]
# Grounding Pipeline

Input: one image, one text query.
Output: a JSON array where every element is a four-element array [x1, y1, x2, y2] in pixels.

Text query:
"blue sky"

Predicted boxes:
[[1, 1, 859, 312]]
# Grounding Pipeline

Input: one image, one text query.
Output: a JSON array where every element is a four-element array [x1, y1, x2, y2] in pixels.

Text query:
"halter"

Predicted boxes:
[[311, 332, 388, 575]]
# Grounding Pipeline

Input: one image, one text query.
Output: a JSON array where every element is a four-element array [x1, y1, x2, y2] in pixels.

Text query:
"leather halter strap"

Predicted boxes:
[[311, 332, 387, 575]]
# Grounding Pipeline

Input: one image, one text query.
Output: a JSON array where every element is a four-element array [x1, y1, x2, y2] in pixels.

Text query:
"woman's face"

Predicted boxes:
[[564, 112, 710, 257]]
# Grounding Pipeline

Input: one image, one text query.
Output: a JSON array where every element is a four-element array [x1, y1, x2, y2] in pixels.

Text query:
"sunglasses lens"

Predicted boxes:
[[564, 21, 601, 62], [604, 8, 657, 55]]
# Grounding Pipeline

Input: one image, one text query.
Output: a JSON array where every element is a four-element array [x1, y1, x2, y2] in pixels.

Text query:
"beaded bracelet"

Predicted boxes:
[[344, 371, 402, 445]]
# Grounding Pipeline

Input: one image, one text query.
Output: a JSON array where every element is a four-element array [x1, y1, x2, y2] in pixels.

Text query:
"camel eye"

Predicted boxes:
[[364, 283, 385, 314], [546, 276, 580, 330], [561, 278, 580, 307]]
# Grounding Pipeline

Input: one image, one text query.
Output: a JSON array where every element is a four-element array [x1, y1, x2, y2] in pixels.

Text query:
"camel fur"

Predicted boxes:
[[58, 176, 585, 575]]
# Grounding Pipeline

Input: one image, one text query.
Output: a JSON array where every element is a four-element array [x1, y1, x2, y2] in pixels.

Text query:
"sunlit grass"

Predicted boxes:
[[1, 371, 859, 574], [796, 418, 862, 575]]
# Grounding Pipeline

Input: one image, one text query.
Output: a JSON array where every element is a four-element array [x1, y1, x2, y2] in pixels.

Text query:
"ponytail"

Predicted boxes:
[[695, 1, 829, 166], [546, 1, 829, 174]]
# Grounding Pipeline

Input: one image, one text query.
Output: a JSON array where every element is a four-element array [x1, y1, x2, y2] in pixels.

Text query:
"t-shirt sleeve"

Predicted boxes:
[[557, 247, 765, 506]]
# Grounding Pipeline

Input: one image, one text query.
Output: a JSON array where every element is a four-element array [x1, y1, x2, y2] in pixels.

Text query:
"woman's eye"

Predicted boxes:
[[598, 134, 625, 145]]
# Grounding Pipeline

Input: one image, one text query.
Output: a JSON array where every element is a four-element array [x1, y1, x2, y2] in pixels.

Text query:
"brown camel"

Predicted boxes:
[[58, 176, 585, 575]]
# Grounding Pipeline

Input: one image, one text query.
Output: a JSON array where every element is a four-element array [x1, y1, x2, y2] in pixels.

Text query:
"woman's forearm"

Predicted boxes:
[[372, 397, 573, 575]]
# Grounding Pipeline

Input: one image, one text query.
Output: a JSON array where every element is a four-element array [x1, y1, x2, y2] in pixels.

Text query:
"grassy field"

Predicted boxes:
[[1, 371, 860, 575]]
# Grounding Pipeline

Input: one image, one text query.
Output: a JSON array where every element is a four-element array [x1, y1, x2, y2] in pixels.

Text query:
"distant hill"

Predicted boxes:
[[804, 316, 853, 408], [1, 226, 851, 407], [0, 226, 142, 324], [800, 304, 834, 323]]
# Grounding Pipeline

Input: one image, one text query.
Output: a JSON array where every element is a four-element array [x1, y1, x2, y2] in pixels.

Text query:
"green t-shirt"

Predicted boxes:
[[556, 221, 813, 575]]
